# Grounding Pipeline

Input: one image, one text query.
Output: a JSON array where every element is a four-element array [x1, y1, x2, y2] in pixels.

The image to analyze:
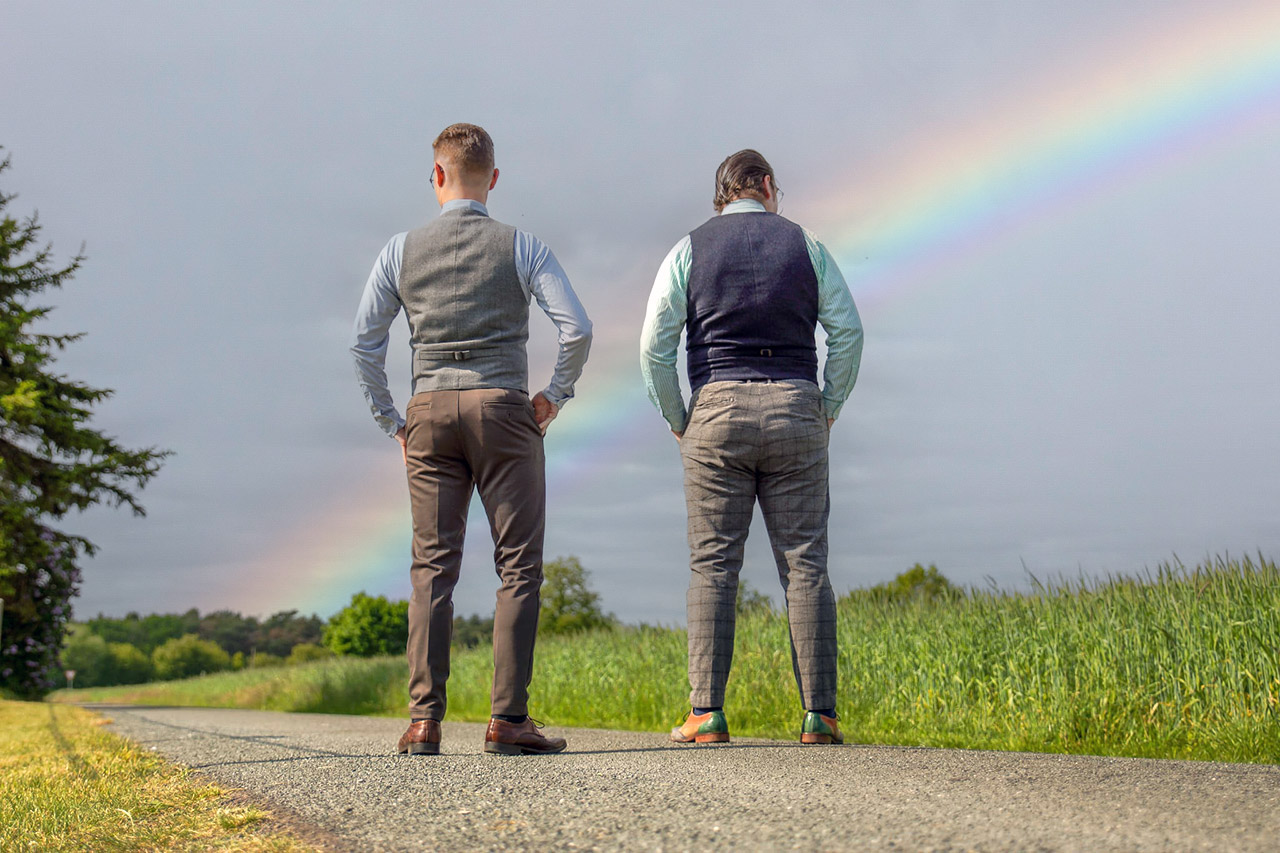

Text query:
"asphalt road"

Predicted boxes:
[[95, 705, 1279, 852]]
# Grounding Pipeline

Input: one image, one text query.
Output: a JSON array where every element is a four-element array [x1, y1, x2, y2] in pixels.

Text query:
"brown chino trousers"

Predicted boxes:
[[403, 387, 545, 721]]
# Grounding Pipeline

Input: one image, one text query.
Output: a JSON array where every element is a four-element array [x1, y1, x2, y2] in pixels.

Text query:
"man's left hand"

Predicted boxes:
[[533, 392, 558, 434], [395, 426, 408, 465]]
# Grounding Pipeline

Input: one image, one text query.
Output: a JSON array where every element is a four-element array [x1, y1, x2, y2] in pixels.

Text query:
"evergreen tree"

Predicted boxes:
[[0, 153, 168, 697]]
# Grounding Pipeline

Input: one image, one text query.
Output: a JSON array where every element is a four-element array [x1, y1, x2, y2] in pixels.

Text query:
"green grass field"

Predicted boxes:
[[60, 555, 1280, 764], [0, 700, 319, 851]]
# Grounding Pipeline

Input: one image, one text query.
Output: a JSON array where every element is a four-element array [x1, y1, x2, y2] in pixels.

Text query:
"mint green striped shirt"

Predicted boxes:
[[639, 199, 863, 433]]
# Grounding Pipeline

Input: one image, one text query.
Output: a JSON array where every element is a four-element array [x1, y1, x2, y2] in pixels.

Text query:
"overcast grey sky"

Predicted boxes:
[[4, 1, 1279, 623]]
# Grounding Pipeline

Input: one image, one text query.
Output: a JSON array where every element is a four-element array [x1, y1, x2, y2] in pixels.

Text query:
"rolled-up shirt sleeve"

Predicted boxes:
[[805, 231, 863, 422], [514, 230, 592, 408], [640, 236, 692, 433], [350, 233, 406, 437]]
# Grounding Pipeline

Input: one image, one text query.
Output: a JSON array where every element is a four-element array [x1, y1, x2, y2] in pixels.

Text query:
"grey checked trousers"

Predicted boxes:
[[681, 379, 837, 711]]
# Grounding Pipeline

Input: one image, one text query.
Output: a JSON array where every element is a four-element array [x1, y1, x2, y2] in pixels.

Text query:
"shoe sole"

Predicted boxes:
[[483, 741, 567, 755], [670, 732, 731, 744], [800, 733, 843, 745], [400, 742, 440, 755]]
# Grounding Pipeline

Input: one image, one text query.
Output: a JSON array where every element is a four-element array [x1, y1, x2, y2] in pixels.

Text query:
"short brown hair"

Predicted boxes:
[[432, 123, 495, 178], [713, 149, 778, 212]]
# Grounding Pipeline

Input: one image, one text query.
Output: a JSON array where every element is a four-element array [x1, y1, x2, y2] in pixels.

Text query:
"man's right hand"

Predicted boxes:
[[532, 392, 558, 435], [395, 426, 408, 465]]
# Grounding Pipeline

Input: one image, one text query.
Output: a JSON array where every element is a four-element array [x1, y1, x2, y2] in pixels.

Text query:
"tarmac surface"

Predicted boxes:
[[96, 704, 1280, 852]]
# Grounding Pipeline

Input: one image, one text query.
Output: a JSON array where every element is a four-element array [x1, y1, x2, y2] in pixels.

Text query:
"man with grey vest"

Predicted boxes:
[[640, 149, 862, 745], [352, 123, 591, 755]]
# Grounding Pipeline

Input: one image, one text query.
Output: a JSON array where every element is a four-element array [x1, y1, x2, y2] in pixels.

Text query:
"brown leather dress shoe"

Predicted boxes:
[[483, 717, 567, 755], [397, 719, 441, 755]]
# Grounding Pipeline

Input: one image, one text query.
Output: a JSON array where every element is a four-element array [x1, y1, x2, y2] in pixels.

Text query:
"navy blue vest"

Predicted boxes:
[[686, 211, 819, 391]]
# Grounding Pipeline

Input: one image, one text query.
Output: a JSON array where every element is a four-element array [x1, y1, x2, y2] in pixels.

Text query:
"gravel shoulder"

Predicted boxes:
[[95, 705, 1279, 852]]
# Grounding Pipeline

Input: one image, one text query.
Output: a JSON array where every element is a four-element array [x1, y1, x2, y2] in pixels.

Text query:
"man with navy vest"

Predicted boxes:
[[352, 123, 592, 755], [640, 149, 862, 745]]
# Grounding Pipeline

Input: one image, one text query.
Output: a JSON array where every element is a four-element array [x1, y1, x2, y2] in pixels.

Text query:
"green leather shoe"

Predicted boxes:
[[671, 709, 730, 743], [801, 711, 844, 745]]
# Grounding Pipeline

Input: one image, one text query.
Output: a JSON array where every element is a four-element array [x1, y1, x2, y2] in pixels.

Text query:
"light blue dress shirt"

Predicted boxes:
[[352, 199, 593, 436], [639, 199, 863, 434]]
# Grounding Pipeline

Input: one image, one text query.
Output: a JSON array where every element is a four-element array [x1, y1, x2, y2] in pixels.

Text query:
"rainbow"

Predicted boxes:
[[819, 3, 1280, 312], [239, 2, 1280, 617]]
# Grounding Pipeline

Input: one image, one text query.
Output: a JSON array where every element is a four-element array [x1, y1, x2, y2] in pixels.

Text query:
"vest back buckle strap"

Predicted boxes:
[[760, 348, 773, 357], [452, 351, 470, 361]]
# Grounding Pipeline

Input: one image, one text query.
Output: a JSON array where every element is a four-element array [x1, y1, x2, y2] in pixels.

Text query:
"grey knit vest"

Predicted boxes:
[[399, 208, 529, 395]]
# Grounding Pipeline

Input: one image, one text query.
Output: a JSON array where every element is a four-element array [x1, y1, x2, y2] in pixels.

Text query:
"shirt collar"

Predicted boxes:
[[440, 198, 489, 216], [721, 198, 768, 215]]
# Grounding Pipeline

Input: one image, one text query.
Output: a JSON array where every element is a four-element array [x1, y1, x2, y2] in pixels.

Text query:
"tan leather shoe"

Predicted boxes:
[[483, 717, 567, 755], [670, 710, 730, 744], [397, 719, 441, 755]]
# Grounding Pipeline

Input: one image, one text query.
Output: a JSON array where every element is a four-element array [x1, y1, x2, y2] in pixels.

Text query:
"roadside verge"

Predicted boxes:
[[0, 699, 328, 852]]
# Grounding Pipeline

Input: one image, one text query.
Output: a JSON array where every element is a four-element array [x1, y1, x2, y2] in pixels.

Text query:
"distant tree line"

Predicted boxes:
[[62, 608, 332, 688], [83, 608, 325, 657], [60, 556, 618, 689]]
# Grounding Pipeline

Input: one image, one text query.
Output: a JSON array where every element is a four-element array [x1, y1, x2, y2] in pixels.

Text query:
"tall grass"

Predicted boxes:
[[61, 555, 1280, 763], [826, 554, 1279, 762], [64, 656, 408, 717]]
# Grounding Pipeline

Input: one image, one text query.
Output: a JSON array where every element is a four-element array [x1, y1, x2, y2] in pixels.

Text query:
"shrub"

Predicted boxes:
[[61, 627, 153, 687], [152, 634, 231, 680], [285, 643, 333, 665], [736, 580, 775, 616], [539, 556, 614, 635], [323, 593, 409, 657], [848, 563, 961, 605], [107, 642, 153, 684], [61, 629, 113, 688]]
